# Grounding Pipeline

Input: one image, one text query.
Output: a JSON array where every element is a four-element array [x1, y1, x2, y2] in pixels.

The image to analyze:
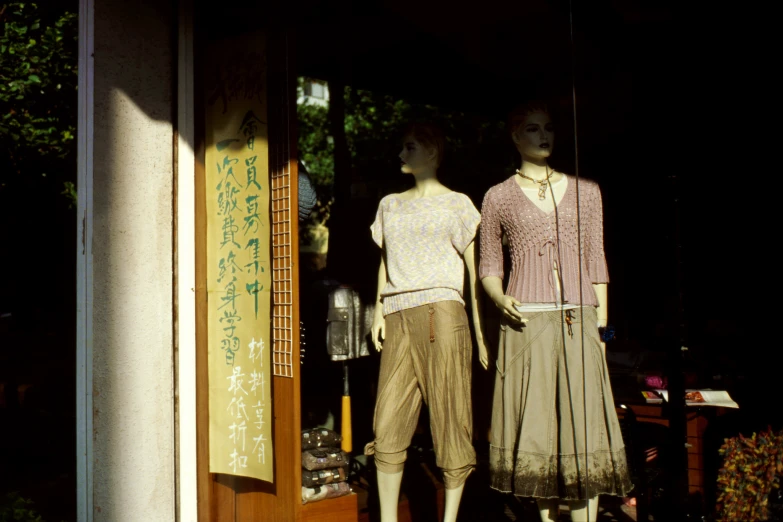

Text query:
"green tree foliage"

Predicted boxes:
[[297, 81, 334, 188], [344, 84, 507, 197], [0, 2, 78, 204], [297, 77, 508, 234], [343, 84, 413, 177], [0, 492, 44, 522], [296, 79, 336, 244]]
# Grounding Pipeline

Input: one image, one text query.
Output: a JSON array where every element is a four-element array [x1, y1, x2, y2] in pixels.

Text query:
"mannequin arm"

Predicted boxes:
[[371, 256, 387, 351], [463, 241, 488, 369], [481, 276, 526, 325], [593, 283, 607, 327]]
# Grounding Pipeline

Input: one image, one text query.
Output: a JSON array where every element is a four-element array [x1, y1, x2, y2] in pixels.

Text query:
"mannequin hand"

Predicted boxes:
[[476, 337, 489, 370], [492, 295, 527, 325], [371, 313, 385, 352]]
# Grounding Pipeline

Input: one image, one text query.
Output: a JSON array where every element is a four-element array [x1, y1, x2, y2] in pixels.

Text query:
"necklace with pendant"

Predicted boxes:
[[515, 167, 553, 200]]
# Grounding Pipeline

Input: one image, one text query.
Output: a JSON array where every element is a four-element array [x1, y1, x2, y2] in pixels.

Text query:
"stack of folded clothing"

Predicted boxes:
[[301, 428, 352, 504]]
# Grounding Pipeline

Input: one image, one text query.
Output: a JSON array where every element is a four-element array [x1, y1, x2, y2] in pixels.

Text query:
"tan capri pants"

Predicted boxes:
[[364, 301, 476, 489]]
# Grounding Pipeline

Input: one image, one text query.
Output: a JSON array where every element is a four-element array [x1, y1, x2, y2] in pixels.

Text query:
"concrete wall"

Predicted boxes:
[[91, 0, 175, 519]]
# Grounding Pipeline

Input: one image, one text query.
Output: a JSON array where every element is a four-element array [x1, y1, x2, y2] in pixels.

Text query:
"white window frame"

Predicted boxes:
[[76, 0, 94, 520], [176, 0, 198, 520]]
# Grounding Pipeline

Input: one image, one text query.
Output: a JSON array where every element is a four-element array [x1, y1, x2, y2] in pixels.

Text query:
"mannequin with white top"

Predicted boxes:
[[368, 123, 489, 522]]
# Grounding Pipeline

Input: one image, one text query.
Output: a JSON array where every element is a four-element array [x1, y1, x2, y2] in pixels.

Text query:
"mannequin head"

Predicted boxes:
[[508, 102, 554, 164], [399, 122, 444, 175]]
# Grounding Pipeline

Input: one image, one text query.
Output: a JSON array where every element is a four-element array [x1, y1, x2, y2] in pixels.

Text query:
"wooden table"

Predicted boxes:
[[617, 399, 727, 499]]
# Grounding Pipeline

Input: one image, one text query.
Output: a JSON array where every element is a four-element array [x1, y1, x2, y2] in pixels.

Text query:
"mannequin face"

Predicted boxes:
[[512, 111, 554, 161], [399, 135, 436, 174]]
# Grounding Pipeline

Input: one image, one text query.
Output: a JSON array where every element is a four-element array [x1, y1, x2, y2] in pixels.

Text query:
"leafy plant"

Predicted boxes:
[[0, 492, 43, 522], [716, 426, 783, 521], [0, 2, 78, 202]]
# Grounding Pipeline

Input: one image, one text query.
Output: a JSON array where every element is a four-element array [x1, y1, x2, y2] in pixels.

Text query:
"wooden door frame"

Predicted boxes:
[[193, 22, 304, 522]]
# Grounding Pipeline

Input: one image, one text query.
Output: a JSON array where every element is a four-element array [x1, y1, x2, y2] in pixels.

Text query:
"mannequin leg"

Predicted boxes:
[[419, 302, 476, 521], [536, 498, 559, 522], [568, 497, 599, 522], [371, 311, 420, 522], [377, 469, 404, 522], [442, 483, 465, 522]]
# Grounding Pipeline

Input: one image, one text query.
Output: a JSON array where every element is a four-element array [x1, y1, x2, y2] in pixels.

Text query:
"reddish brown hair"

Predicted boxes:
[[402, 122, 445, 167], [507, 101, 550, 139]]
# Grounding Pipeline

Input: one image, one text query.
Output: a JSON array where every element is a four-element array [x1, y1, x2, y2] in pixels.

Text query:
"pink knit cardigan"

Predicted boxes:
[[479, 175, 609, 306]]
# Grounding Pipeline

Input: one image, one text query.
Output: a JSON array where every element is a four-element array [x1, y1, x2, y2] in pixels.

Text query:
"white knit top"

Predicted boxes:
[[371, 192, 481, 316]]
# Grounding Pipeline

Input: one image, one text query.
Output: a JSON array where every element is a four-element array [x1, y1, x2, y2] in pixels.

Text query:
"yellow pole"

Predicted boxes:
[[341, 395, 352, 453]]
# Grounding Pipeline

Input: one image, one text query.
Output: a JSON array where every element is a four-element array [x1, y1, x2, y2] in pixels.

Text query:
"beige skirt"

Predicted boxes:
[[489, 307, 633, 500]]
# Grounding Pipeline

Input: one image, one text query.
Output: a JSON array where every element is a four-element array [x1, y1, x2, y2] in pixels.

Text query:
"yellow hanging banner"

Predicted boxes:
[[204, 31, 273, 482]]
